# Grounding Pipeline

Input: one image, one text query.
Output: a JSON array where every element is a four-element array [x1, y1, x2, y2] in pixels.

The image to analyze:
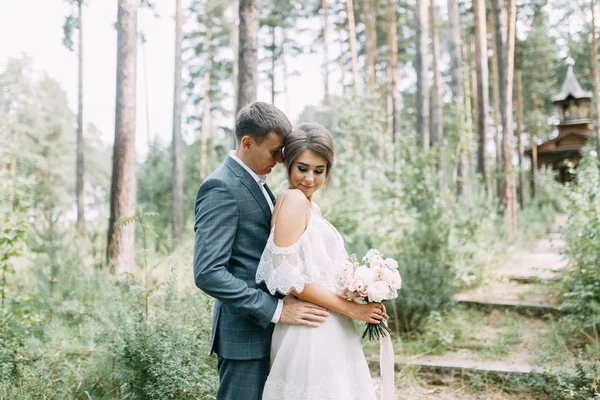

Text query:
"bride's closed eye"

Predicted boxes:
[[297, 166, 325, 175]]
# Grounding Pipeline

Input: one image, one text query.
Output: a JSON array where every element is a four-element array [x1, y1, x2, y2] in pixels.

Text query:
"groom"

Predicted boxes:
[[193, 102, 329, 400]]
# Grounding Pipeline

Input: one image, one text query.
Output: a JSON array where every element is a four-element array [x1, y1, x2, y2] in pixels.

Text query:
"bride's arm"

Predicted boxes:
[[291, 284, 385, 324], [273, 190, 385, 324]]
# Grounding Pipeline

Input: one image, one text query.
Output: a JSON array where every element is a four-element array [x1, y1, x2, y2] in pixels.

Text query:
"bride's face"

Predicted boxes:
[[289, 149, 328, 200]]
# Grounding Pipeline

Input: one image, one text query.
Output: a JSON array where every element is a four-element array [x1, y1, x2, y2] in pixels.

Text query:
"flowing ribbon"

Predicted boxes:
[[379, 333, 395, 400]]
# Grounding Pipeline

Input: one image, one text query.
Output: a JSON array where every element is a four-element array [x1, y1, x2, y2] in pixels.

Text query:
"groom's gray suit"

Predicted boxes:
[[194, 155, 279, 400]]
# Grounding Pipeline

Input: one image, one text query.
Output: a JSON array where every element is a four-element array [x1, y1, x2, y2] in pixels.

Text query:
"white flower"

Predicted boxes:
[[369, 258, 385, 272], [383, 258, 399, 270], [353, 266, 374, 297], [367, 280, 390, 303], [370, 265, 383, 280], [381, 267, 402, 290], [363, 249, 383, 264], [336, 274, 350, 295], [354, 266, 375, 286], [336, 250, 402, 304], [380, 267, 393, 283]]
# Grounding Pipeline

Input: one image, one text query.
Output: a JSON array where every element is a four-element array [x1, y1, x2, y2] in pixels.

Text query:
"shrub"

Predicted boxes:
[[386, 151, 459, 333], [560, 149, 600, 327], [0, 173, 31, 385], [545, 359, 600, 400], [0, 207, 218, 398], [113, 274, 218, 399]]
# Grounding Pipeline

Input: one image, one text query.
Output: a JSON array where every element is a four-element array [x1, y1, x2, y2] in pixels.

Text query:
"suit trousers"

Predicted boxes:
[[217, 355, 270, 400]]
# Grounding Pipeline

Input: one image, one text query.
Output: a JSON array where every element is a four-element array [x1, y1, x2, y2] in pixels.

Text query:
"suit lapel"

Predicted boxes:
[[241, 175, 272, 219], [264, 183, 276, 205], [224, 156, 272, 219]]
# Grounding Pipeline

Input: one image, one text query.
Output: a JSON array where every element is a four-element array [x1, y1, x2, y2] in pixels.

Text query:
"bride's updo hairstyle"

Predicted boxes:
[[283, 122, 335, 188]]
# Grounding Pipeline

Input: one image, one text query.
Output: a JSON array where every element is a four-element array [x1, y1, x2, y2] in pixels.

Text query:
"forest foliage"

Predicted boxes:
[[1, 0, 600, 397]]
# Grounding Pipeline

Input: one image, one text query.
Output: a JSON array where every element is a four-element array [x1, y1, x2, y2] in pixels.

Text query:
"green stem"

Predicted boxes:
[[1, 261, 6, 313]]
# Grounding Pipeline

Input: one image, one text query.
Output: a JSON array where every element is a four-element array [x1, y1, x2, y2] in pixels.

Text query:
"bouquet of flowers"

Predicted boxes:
[[336, 249, 402, 340]]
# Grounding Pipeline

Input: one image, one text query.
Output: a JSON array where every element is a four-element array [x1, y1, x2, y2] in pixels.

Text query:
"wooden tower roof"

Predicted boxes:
[[552, 65, 592, 103]]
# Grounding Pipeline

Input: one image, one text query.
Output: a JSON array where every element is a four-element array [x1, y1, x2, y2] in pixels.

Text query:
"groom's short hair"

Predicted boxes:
[[235, 102, 292, 144]]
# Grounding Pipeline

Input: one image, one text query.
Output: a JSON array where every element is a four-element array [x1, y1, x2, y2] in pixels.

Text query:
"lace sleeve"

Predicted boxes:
[[255, 234, 320, 296]]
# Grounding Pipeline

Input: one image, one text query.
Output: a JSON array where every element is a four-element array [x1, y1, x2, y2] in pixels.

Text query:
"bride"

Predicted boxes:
[[256, 122, 387, 399]]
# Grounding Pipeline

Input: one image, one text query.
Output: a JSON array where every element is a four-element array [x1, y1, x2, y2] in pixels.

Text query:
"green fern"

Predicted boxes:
[[114, 215, 136, 227]]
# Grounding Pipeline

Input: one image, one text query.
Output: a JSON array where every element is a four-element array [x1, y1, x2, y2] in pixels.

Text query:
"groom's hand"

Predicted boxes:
[[279, 295, 328, 327]]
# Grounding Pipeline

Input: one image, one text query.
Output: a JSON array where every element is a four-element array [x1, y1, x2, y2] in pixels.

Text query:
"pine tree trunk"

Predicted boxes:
[[473, 0, 490, 194], [172, 0, 183, 243], [470, 31, 478, 131], [386, 0, 398, 144], [200, 28, 212, 180], [492, 0, 507, 128], [489, 5, 503, 201], [232, 0, 239, 149], [447, 0, 463, 104], [271, 26, 276, 105], [415, 0, 430, 149], [76, 0, 85, 235], [107, 0, 138, 275], [200, 104, 210, 180], [530, 15, 539, 198], [430, 1, 444, 182], [516, 70, 525, 209], [339, 22, 347, 94], [364, 0, 377, 86], [233, 0, 239, 109], [448, 0, 468, 197], [346, 0, 360, 92], [501, 0, 517, 236], [531, 131, 538, 196], [591, 0, 600, 160], [282, 34, 290, 114], [141, 15, 153, 204], [237, 0, 259, 114], [322, 0, 330, 106], [458, 34, 473, 201]]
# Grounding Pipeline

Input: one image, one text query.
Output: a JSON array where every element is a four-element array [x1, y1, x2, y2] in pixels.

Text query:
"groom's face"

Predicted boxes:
[[245, 131, 284, 175]]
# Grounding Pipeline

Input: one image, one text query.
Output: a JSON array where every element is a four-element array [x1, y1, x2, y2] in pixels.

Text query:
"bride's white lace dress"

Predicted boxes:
[[256, 207, 377, 400]]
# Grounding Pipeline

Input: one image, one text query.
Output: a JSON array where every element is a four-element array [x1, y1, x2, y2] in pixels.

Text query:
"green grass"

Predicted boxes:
[[371, 308, 528, 360], [478, 313, 523, 359]]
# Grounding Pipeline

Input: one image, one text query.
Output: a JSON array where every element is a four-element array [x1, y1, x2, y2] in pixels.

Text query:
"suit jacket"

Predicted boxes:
[[193, 155, 279, 360]]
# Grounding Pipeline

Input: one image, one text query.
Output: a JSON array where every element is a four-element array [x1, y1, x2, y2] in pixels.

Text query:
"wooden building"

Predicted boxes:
[[525, 62, 593, 182]]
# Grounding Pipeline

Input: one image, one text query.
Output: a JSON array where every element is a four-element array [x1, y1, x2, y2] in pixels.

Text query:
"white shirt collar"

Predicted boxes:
[[229, 150, 268, 185]]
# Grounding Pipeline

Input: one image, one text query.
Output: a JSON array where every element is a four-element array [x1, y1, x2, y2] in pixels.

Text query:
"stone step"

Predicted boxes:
[[367, 357, 572, 380], [542, 232, 562, 240], [455, 298, 561, 316], [532, 238, 565, 251], [398, 358, 543, 376], [507, 275, 560, 284], [531, 264, 567, 273]]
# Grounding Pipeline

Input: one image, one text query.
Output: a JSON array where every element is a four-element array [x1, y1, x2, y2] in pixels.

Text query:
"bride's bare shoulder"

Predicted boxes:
[[273, 189, 310, 246], [276, 189, 310, 208]]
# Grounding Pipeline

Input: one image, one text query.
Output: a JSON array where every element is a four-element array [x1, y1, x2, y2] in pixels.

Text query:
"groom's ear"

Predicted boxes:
[[240, 135, 254, 151]]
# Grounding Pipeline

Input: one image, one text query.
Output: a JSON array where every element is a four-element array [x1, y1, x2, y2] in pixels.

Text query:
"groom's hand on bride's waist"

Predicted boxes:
[[279, 295, 328, 327]]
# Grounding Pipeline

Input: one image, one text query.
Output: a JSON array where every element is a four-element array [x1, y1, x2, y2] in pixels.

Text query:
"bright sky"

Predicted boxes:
[[0, 0, 325, 159]]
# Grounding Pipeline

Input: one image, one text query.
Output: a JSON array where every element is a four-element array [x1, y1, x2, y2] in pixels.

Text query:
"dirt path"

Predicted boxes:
[[455, 214, 567, 306], [377, 214, 570, 399]]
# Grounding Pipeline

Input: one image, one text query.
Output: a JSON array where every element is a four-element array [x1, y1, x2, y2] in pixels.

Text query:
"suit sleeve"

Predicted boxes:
[[193, 179, 278, 328]]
